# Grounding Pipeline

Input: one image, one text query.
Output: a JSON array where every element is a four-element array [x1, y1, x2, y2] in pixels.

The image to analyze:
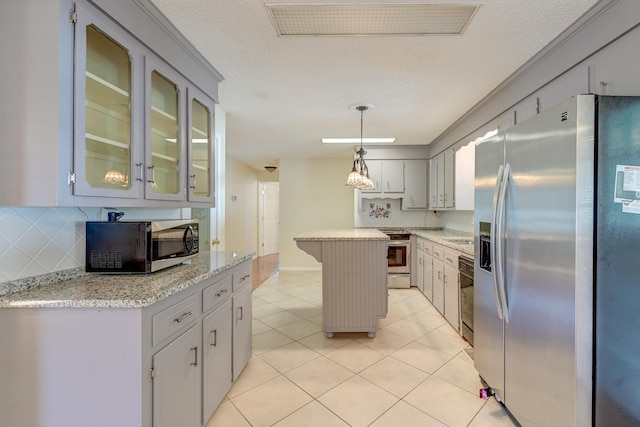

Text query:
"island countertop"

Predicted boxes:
[[0, 251, 254, 309], [294, 228, 389, 241]]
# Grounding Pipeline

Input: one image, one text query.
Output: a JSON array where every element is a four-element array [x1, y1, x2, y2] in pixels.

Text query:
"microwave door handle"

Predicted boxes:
[[183, 226, 195, 253], [496, 163, 511, 324], [491, 164, 505, 320]]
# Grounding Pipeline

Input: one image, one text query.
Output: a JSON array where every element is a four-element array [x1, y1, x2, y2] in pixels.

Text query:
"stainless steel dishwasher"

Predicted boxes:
[[459, 255, 474, 346]]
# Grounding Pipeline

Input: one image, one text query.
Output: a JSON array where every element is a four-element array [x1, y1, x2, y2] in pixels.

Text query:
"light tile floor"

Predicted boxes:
[[207, 270, 517, 427]]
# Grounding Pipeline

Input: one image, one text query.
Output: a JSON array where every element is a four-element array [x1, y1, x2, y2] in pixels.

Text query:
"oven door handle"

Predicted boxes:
[[387, 240, 410, 246]]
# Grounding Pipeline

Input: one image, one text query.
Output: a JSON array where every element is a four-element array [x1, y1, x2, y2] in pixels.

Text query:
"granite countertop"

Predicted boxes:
[[0, 251, 254, 309], [408, 228, 474, 257], [294, 229, 389, 241]]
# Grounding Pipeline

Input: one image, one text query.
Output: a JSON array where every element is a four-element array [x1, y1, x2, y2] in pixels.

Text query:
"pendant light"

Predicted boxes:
[[346, 105, 375, 190]]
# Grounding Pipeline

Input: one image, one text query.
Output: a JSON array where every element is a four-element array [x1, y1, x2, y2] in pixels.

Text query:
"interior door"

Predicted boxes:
[[259, 182, 279, 256]]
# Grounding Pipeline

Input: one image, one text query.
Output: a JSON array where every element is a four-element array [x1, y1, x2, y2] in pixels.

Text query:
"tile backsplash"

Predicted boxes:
[[0, 207, 188, 283], [355, 198, 441, 229]]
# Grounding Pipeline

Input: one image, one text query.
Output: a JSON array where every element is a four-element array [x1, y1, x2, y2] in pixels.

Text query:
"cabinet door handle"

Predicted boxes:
[[190, 346, 198, 366], [237, 306, 243, 321], [174, 311, 192, 323], [189, 174, 197, 189], [215, 288, 228, 297], [209, 329, 217, 347], [438, 271, 442, 280], [147, 166, 156, 184], [136, 163, 144, 182], [444, 274, 448, 285], [241, 274, 250, 281]]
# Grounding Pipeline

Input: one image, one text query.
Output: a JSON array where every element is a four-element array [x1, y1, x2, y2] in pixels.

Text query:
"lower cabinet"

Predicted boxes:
[[432, 245, 445, 314], [426, 241, 462, 333], [202, 299, 232, 422], [443, 250, 460, 331], [153, 325, 200, 427], [232, 283, 252, 381], [0, 259, 253, 427], [423, 243, 433, 302], [416, 238, 425, 293]]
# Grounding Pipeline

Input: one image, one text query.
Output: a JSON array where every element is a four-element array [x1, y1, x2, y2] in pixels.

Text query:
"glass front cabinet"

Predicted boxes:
[[73, 2, 216, 206]]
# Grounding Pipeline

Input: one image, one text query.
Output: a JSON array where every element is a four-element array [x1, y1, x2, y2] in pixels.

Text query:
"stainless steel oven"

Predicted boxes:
[[459, 255, 474, 346], [382, 231, 411, 288]]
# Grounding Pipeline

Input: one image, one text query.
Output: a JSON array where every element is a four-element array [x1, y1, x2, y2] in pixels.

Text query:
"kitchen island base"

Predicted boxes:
[[295, 230, 388, 338]]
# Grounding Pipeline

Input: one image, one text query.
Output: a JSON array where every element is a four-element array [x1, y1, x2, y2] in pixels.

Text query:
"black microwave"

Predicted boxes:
[[85, 220, 199, 273]]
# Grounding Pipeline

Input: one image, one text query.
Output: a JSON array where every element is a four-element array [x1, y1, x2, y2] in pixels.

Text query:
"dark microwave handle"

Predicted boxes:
[[183, 226, 196, 254]]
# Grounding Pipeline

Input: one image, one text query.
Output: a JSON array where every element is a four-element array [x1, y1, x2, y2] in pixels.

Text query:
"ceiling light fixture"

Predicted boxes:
[[346, 105, 375, 190], [264, 166, 278, 172], [322, 137, 396, 144]]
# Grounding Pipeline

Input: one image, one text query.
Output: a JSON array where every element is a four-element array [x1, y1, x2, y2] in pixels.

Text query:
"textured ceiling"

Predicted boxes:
[[149, 0, 601, 170]]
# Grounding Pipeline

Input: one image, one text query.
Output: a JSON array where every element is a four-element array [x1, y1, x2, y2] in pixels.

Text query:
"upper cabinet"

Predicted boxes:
[[429, 144, 475, 211], [430, 148, 454, 209], [361, 160, 405, 194], [454, 143, 475, 211], [0, 0, 221, 207], [74, 5, 144, 199], [404, 160, 428, 209], [358, 154, 428, 211]]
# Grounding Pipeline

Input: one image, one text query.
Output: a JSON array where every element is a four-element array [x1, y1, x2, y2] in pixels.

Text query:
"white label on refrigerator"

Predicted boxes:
[[614, 165, 640, 205]]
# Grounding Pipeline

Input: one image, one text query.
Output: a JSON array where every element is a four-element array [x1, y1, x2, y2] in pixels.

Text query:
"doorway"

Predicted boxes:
[[258, 182, 279, 257]]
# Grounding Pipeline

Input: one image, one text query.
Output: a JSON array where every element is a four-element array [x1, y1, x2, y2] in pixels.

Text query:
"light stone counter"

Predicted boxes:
[[294, 228, 389, 241], [407, 228, 474, 257], [0, 251, 254, 309]]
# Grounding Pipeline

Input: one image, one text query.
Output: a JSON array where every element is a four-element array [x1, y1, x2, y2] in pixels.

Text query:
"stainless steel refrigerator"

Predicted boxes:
[[474, 94, 640, 426]]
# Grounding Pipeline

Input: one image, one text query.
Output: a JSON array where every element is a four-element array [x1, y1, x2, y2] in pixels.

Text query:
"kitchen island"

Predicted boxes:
[[294, 229, 389, 338]]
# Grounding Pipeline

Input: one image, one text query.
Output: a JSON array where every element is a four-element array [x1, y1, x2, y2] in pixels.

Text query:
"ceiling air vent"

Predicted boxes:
[[265, 3, 480, 37]]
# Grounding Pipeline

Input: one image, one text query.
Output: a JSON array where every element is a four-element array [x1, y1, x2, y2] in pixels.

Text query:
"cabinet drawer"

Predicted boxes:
[[416, 238, 424, 251], [432, 245, 444, 261], [203, 275, 232, 313], [152, 293, 199, 346], [424, 242, 433, 255], [444, 250, 458, 268], [232, 265, 252, 292]]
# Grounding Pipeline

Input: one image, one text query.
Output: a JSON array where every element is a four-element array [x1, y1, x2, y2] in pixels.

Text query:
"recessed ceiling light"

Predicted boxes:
[[322, 137, 396, 144]]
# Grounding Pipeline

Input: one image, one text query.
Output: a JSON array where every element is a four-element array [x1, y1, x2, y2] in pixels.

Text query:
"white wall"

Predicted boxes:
[[279, 157, 355, 269], [224, 157, 259, 253]]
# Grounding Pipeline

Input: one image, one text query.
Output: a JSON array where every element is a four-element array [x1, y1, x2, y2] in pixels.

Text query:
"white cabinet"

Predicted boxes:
[[73, 2, 144, 200], [404, 160, 428, 209], [443, 250, 460, 331], [152, 325, 200, 427], [416, 238, 425, 293], [454, 143, 475, 211], [0, 258, 252, 427], [362, 160, 404, 194], [432, 245, 445, 314], [430, 147, 458, 210], [202, 299, 232, 423], [144, 57, 217, 204], [232, 274, 253, 381], [0, 0, 220, 207], [423, 242, 434, 302], [429, 158, 439, 209], [427, 241, 462, 332], [430, 149, 455, 209]]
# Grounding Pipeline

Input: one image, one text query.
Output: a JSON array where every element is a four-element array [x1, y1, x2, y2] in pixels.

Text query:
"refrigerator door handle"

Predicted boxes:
[[491, 164, 505, 320], [496, 163, 511, 324]]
